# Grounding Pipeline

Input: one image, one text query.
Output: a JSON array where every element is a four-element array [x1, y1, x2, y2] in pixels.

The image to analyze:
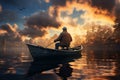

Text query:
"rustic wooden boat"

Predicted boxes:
[[26, 44, 83, 61]]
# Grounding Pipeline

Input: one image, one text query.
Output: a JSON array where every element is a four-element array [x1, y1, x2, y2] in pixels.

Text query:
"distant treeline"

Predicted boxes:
[[85, 22, 120, 46]]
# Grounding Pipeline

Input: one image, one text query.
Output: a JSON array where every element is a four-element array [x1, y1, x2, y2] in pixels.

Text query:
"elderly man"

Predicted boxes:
[[54, 27, 72, 50]]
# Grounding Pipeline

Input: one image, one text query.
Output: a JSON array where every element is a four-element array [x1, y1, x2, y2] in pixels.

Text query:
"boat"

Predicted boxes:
[[26, 44, 83, 61]]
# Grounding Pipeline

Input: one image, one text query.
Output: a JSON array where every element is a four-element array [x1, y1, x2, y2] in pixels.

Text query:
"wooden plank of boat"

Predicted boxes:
[[26, 44, 83, 61]]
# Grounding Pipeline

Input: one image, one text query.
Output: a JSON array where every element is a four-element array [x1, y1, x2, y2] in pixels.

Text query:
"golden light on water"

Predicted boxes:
[[5, 67, 16, 74]]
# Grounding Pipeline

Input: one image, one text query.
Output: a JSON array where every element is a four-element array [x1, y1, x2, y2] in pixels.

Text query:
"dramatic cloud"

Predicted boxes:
[[25, 11, 60, 28], [88, 0, 120, 24], [90, 0, 115, 12], [0, 0, 120, 46], [50, 0, 67, 6], [20, 25, 47, 38], [0, 24, 22, 42], [22, 11, 61, 38], [22, 0, 117, 42], [48, 0, 117, 24]]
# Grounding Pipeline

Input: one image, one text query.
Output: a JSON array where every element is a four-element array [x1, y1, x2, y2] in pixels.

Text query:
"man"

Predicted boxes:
[[54, 27, 72, 50]]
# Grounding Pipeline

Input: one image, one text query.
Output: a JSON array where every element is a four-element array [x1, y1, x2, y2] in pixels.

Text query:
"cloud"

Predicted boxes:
[[81, 0, 120, 23], [50, 0, 67, 6], [0, 23, 22, 42], [22, 11, 61, 38], [20, 25, 47, 38], [89, 0, 116, 12], [25, 11, 60, 28], [0, 0, 120, 46], [20, 0, 113, 47], [22, 0, 119, 40], [44, 0, 50, 3]]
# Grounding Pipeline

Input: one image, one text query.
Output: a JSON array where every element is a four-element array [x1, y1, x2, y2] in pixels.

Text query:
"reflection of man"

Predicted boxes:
[[54, 27, 72, 50], [54, 63, 73, 80]]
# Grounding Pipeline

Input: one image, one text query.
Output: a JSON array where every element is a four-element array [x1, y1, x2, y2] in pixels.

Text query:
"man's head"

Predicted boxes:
[[62, 27, 67, 31]]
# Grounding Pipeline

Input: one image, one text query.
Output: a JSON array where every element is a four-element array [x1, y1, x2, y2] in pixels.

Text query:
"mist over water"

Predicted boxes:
[[0, 48, 120, 80]]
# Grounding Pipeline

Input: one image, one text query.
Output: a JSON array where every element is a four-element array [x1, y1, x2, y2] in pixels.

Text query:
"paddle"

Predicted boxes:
[[45, 42, 55, 48]]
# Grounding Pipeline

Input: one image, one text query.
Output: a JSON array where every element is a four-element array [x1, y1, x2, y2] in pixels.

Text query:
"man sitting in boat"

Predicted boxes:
[[54, 27, 72, 50]]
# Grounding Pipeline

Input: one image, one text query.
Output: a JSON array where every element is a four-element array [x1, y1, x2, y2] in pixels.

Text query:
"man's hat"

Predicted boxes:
[[62, 27, 67, 30]]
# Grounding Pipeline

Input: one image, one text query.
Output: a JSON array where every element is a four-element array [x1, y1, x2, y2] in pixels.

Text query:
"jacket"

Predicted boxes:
[[55, 31, 72, 46]]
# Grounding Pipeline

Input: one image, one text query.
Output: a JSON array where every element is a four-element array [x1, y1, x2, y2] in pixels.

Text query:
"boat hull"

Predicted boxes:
[[27, 44, 82, 60]]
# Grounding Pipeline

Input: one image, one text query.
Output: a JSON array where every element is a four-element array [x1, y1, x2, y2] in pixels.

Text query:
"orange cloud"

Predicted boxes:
[[56, 1, 115, 25], [44, 0, 50, 3], [0, 23, 22, 42], [0, 30, 7, 34]]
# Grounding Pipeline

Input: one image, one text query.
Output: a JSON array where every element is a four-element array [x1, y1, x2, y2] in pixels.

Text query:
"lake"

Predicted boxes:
[[0, 48, 120, 80]]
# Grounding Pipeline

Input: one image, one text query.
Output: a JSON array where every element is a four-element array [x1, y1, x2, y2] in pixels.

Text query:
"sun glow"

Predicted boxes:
[[21, 0, 116, 48]]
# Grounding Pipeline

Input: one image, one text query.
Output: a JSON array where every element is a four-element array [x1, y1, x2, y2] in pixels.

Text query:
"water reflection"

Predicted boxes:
[[0, 51, 31, 80], [0, 49, 81, 80], [54, 63, 73, 80], [26, 57, 78, 78], [0, 48, 120, 80], [70, 49, 120, 80]]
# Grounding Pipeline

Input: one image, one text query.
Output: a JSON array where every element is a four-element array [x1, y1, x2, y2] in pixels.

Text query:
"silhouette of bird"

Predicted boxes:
[[19, 8, 25, 11]]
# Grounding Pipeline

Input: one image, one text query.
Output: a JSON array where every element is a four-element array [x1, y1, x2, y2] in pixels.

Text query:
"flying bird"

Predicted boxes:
[[19, 8, 25, 11]]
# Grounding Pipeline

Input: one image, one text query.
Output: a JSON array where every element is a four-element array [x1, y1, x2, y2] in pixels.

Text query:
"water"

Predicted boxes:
[[0, 49, 120, 80]]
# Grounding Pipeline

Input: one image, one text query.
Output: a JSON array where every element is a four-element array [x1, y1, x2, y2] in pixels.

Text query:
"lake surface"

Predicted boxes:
[[0, 48, 120, 80]]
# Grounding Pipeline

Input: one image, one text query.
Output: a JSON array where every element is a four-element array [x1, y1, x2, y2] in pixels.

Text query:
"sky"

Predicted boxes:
[[0, 0, 120, 47], [0, 0, 50, 28]]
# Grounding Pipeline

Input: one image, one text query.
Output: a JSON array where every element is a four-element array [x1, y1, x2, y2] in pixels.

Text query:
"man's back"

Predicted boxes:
[[60, 31, 72, 46], [54, 27, 72, 49]]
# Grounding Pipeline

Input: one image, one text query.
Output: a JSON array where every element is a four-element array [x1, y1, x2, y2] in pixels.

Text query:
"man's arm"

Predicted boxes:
[[54, 33, 62, 42]]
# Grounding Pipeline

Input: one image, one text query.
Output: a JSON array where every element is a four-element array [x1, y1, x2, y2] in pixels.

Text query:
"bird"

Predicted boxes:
[[19, 8, 25, 11]]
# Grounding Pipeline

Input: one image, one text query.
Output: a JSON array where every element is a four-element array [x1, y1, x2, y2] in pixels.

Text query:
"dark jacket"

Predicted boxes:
[[55, 31, 72, 47]]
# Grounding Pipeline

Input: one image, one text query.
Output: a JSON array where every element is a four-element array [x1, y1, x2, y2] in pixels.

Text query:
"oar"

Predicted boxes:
[[45, 42, 54, 48]]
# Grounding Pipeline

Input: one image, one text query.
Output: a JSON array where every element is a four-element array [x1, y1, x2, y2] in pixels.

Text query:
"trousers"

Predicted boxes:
[[55, 43, 69, 50]]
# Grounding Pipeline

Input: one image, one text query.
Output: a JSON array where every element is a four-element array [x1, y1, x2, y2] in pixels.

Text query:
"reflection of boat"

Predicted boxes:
[[26, 61, 59, 77], [27, 44, 82, 60], [26, 57, 78, 77]]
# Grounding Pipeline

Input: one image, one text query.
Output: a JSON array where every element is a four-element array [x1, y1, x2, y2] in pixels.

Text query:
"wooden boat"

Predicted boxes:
[[26, 44, 83, 61]]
